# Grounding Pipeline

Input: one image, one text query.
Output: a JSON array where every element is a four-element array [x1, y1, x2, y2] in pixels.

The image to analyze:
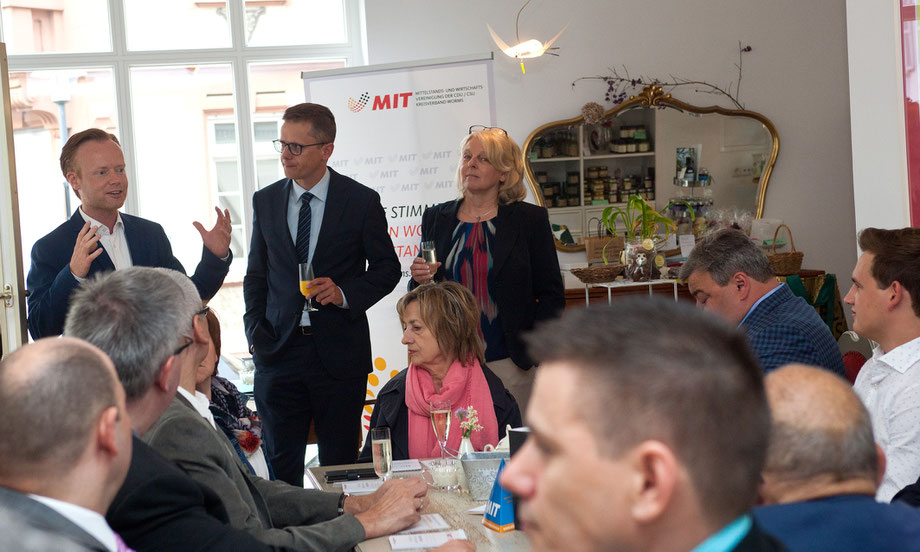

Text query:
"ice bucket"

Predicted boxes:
[[460, 451, 510, 501]]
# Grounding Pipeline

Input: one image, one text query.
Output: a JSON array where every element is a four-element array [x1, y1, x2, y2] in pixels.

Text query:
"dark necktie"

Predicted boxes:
[[295, 191, 314, 264]]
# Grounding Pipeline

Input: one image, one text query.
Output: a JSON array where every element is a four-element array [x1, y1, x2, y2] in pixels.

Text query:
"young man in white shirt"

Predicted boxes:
[[845, 227, 920, 501], [0, 338, 133, 552]]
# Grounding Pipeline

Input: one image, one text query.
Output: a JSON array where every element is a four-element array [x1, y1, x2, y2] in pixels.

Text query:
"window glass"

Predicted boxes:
[[129, 64, 239, 278], [0, 0, 111, 54], [246, 0, 346, 47], [123, 0, 231, 51], [253, 121, 276, 142], [9, 68, 117, 279]]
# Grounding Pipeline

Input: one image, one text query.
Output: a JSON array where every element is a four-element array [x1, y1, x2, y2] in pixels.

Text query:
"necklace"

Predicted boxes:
[[466, 205, 497, 222]]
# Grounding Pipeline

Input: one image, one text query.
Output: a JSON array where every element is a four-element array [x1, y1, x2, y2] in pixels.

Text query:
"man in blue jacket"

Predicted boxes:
[[680, 228, 844, 374], [26, 128, 232, 339]]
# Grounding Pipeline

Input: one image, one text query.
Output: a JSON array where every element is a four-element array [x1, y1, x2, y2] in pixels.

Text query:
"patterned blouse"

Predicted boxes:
[[445, 219, 508, 362]]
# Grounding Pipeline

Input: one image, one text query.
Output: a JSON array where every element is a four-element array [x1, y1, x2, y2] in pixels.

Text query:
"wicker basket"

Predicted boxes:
[[570, 264, 624, 284], [768, 224, 804, 276]]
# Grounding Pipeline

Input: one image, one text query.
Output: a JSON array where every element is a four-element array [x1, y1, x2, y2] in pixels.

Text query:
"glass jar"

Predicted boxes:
[[626, 140, 637, 153], [638, 140, 650, 152]]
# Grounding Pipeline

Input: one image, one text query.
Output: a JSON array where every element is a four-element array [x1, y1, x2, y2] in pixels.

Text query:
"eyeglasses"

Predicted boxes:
[[469, 125, 508, 136], [172, 336, 193, 357], [273, 139, 328, 156], [196, 306, 210, 318]]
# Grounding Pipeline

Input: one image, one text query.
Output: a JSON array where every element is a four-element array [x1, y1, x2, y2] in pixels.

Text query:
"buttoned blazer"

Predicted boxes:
[[27, 209, 231, 339], [243, 169, 400, 376], [741, 283, 845, 375], [143, 394, 364, 551], [411, 199, 565, 368], [106, 436, 280, 552], [0, 487, 108, 551]]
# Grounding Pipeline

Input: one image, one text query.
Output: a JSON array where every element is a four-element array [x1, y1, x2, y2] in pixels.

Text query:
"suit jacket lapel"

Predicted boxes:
[[491, 203, 516, 276], [0, 487, 108, 551], [271, 181, 300, 267], [312, 169, 346, 269], [122, 214, 146, 266]]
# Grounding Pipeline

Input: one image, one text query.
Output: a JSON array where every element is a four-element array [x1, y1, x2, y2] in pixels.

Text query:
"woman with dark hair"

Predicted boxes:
[[196, 308, 274, 480]]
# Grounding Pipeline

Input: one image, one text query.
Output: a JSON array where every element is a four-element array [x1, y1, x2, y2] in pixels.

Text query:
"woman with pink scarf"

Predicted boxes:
[[359, 282, 521, 461]]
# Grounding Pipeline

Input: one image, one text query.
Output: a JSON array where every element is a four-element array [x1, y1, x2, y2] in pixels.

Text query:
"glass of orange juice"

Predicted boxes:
[[298, 262, 319, 312]]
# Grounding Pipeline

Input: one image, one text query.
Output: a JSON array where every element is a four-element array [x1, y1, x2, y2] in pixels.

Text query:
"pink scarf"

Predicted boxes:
[[405, 359, 499, 459]]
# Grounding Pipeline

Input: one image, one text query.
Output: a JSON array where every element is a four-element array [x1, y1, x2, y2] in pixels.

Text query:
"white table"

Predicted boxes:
[[306, 463, 530, 551], [582, 278, 680, 306]]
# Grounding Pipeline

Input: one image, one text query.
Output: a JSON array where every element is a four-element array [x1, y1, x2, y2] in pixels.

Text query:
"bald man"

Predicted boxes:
[[753, 364, 920, 551], [0, 338, 133, 552]]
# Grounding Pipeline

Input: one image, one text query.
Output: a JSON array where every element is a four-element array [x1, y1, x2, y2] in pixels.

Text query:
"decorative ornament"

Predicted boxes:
[[487, 0, 567, 74], [581, 102, 605, 124]]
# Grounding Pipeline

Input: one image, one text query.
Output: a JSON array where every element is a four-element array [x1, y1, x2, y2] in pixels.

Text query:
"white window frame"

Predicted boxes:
[[1, 0, 366, 257]]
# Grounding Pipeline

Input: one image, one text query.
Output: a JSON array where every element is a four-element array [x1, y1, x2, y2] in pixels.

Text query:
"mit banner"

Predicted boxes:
[[303, 55, 496, 426]]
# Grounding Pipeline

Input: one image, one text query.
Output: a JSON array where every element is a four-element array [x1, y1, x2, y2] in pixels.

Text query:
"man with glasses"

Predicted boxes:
[[64, 267, 285, 551], [245, 103, 400, 485], [27, 128, 233, 340]]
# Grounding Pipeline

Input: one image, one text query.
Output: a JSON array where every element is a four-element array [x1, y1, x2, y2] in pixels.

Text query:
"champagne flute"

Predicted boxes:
[[429, 399, 451, 458], [420, 241, 438, 280], [371, 427, 392, 481], [298, 262, 319, 312]]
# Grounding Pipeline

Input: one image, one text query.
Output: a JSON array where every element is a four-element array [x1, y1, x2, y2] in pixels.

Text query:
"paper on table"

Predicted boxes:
[[397, 514, 450, 534], [389, 530, 468, 550], [679, 234, 696, 258], [341, 479, 383, 495], [466, 504, 486, 515], [392, 459, 422, 472]]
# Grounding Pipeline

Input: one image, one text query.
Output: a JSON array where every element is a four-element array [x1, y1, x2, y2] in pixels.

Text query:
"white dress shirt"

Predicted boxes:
[[177, 387, 217, 430], [30, 494, 118, 552], [853, 335, 920, 501], [79, 208, 133, 271]]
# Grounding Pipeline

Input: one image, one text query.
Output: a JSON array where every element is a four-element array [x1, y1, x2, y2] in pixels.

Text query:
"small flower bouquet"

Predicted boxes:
[[455, 405, 483, 438]]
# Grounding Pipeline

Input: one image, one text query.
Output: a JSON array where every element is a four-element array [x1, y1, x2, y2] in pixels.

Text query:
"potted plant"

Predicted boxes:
[[601, 194, 695, 281]]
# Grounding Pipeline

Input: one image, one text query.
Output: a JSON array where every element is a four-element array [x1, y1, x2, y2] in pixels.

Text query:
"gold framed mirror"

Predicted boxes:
[[523, 85, 780, 252]]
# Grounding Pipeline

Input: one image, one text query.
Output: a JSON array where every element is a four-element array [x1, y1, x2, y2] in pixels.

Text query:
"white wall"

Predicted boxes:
[[366, 0, 857, 287], [846, 0, 911, 232]]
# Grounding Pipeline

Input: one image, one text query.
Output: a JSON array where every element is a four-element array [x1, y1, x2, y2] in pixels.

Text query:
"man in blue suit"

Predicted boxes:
[[680, 228, 844, 374], [754, 364, 920, 551], [26, 128, 232, 340], [244, 103, 400, 485]]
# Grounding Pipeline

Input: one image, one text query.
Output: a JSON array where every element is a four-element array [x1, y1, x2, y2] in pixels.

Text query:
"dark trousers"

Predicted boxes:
[[253, 330, 366, 487]]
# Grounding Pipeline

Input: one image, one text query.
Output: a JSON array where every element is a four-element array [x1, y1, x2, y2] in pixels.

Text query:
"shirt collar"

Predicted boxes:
[[875, 335, 920, 374], [690, 514, 752, 552], [79, 207, 124, 236], [29, 494, 118, 552], [176, 387, 215, 425], [287, 168, 330, 204], [740, 283, 784, 326]]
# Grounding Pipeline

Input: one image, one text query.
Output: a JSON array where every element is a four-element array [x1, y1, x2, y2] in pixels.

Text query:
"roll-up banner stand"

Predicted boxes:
[[303, 54, 496, 428]]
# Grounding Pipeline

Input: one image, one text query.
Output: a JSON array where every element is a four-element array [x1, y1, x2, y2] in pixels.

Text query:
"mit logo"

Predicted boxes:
[[347, 92, 370, 112]]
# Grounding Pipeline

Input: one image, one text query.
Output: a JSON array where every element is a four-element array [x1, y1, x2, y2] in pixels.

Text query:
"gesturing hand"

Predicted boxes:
[[193, 206, 232, 259], [70, 221, 103, 278], [353, 477, 429, 538]]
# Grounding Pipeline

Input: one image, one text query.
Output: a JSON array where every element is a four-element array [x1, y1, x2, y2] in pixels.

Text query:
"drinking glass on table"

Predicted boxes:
[[420, 241, 438, 279], [429, 399, 451, 458], [298, 262, 319, 312], [371, 427, 393, 481]]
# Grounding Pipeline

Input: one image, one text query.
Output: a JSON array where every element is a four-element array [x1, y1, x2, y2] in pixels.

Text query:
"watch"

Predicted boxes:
[[337, 492, 348, 516]]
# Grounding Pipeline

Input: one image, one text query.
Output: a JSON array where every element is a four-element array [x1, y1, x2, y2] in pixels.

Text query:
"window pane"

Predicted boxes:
[[9, 69, 117, 280], [1, 0, 111, 54], [123, 0, 231, 51], [218, 195, 243, 228], [253, 121, 276, 142], [215, 160, 239, 192], [256, 158, 282, 188], [130, 64, 239, 280], [214, 123, 236, 144], [246, 0, 346, 47]]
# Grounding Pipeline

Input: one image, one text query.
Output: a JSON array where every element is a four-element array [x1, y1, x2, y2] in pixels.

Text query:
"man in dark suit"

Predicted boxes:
[[27, 128, 233, 340], [244, 103, 400, 484], [500, 299, 785, 552], [0, 337, 133, 552], [754, 364, 920, 551], [65, 267, 285, 552], [680, 228, 844, 375]]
